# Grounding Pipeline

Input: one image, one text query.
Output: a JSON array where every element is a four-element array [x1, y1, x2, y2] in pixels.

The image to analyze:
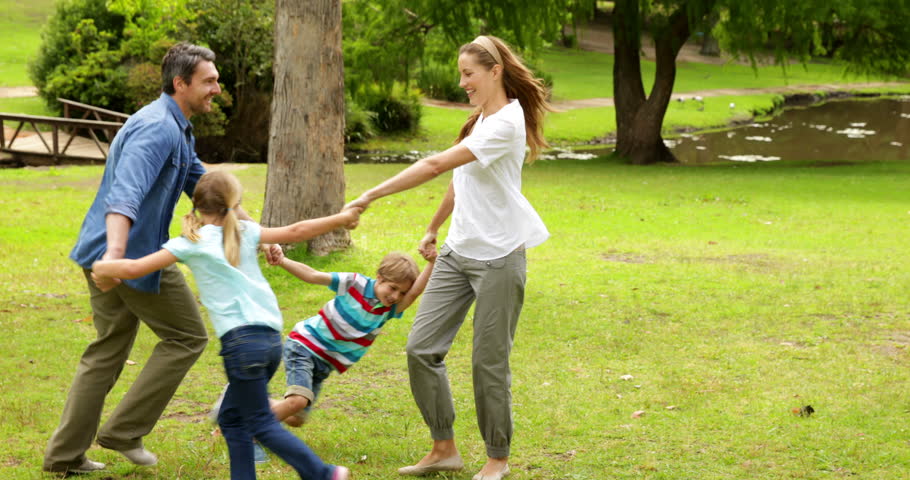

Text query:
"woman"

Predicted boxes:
[[347, 35, 550, 480]]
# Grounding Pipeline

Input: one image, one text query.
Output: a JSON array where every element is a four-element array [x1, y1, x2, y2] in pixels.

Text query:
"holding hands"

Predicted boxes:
[[418, 232, 438, 262]]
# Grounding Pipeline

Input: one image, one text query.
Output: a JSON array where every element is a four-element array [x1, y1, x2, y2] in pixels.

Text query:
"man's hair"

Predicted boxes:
[[161, 43, 216, 95], [377, 252, 419, 285]]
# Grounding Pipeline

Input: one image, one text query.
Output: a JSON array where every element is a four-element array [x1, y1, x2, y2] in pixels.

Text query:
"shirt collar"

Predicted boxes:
[[363, 277, 376, 299], [160, 92, 193, 134]]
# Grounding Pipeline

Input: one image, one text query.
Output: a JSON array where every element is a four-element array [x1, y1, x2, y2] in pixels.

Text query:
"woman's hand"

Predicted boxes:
[[344, 194, 371, 213]]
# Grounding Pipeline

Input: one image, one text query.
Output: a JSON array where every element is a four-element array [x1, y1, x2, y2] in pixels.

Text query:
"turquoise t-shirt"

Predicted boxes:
[[163, 220, 282, 338]]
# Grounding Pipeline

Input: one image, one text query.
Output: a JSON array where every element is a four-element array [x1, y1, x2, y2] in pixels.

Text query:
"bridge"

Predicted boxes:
[[1, 98, 129, 167]]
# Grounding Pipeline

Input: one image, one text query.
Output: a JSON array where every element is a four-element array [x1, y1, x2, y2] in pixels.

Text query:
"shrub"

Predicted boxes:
[[357, 82, 422, 133], [344, 93, 375, 144], [417, 60, 466, 103]]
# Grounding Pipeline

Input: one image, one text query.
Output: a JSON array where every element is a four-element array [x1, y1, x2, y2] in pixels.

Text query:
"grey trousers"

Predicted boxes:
[[43, 265, 208, 473], [406, 244, 526, 459]]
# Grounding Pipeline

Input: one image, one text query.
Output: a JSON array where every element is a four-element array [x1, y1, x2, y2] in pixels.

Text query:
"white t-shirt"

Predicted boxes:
[[163, 221, 283, 338], [448, 99, 549, 260]]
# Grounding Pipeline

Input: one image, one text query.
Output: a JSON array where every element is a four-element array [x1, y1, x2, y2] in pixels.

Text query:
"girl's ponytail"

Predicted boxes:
[[182, 208, 203, 242]]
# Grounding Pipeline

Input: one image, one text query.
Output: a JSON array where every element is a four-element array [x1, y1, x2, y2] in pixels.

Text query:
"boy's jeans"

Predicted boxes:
[[218, 325, 336, 480]]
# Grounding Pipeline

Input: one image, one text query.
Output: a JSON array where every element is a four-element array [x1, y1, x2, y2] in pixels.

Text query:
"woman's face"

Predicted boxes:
[[458, 52, 499, 108]]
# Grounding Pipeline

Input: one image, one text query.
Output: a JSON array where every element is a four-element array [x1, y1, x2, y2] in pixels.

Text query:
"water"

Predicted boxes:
[[344, 96, 910, 164], [668, 96, 910, 164]]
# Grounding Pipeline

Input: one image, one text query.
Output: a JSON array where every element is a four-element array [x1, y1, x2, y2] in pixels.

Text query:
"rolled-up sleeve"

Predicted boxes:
[[104, 121, 175, 221]]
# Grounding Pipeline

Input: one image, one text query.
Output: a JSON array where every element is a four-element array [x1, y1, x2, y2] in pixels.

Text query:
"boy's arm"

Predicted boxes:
[[259, 207, 362, 245], [278, 257, 332, 286], [398, 255, 436, 311], [91, 249, 179, 290]]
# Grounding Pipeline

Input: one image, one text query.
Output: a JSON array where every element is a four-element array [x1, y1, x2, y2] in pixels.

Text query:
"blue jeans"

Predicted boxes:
[[218, 325, 336, 480]]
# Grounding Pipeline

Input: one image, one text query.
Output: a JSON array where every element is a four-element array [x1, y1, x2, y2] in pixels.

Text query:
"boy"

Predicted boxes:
[[271, 250, 436, 426]]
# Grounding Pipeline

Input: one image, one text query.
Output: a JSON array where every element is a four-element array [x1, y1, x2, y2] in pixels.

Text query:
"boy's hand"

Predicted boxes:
[[423, 247, 438, 262], [418, 232, 437, 260], [261, 243, 283, 265]]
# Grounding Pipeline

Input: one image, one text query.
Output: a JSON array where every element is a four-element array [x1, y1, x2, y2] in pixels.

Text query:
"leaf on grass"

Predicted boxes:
[[631, 410, 646, 418], [126, 360, 137, 366], [665, 405, 677, 410], [791, 405, 814, 417], [620, 374, 634, 381], [74, 315, 93, 323]]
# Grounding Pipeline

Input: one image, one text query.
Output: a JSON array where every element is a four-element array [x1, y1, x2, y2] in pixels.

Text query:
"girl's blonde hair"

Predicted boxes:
[[454, 35, 553, 162], [182, 171, 243, 267]]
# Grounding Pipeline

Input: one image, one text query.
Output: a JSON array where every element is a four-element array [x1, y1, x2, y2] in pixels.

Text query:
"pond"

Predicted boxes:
[[346, 96, 910, 165], [667, 96, 910, 164]]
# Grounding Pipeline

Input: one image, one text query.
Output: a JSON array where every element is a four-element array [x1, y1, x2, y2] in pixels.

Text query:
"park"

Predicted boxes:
[[1, 1, 909, 479]]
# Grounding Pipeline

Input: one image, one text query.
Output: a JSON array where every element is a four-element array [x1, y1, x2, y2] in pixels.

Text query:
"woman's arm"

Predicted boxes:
[[260, 208, 360, 245], [418, 181, 455, 258], [347, 144, 475, 211], [92, 249, 179, 281], [278, 257, 332, 286]]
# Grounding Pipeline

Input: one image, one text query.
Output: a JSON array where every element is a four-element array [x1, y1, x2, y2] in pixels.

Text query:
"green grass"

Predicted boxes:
[[537, 46, 902, 102], [0, 0, 55, 87], [1, 159, 908, 479], [0, 96, 53, 116]]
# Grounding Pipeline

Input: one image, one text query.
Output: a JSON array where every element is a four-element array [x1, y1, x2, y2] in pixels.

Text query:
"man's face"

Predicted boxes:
[[175, 60, 222, 117]]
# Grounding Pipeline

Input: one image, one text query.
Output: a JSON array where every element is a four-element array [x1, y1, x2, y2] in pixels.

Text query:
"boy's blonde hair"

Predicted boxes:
[[377, 252, 419, 285], [181, 171, 243, 267]]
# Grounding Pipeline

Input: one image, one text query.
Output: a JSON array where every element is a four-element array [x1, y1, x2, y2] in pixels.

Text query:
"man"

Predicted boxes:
[[44, 42, 240, 475]]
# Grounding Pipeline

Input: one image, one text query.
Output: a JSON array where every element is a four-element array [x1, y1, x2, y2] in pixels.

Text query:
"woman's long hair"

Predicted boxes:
[[181, 171, 243, 267], [454, 35, 553, 162]]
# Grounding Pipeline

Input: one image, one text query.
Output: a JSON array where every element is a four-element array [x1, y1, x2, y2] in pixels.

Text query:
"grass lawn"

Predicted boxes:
[[0, 0, 55, 87], [1, 159, 908, 479]]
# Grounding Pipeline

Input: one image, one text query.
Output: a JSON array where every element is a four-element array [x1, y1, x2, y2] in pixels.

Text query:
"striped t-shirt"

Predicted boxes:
[[288, 272, 402, 373]]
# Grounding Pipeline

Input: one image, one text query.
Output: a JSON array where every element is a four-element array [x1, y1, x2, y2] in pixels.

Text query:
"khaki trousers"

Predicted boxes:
[[406, 245, 526, 459], [43, 265, 208, 473]]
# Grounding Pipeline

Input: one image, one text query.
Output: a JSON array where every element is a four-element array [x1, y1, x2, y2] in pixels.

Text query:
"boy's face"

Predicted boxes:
[[375, 275, 413, 306]]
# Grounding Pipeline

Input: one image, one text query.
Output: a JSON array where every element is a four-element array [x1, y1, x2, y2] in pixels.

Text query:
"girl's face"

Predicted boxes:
[[458, 52, 500, 108]]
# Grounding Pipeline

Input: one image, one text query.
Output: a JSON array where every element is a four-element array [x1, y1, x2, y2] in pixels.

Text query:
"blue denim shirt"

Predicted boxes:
[[70, 93, 206, 293]]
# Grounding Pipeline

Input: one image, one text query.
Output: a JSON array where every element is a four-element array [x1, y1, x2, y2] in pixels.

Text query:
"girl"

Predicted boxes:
[[346, 35, 550, 480], [93, 170, 354, 480]]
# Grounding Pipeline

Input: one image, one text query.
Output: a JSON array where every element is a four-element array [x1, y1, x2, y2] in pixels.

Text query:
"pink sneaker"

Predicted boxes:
[[334, 465, 350, 480]]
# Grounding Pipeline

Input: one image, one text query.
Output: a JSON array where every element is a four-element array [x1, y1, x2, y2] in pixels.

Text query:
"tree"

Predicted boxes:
[[612, 0, 910, 164], [262, 0, 349, 255]]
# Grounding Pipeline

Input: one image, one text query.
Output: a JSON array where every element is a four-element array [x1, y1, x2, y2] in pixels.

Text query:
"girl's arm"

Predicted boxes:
[[397, 255, 436, 312], [347, 145, 475, 211], [260, 209, 360, 245], [278, 257, 332, 286], [418, 181, 455, 258], [92, 249, 179, 283]]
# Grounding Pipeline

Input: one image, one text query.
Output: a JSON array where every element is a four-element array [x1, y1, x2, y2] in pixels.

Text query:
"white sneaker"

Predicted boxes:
[[117, 447, 158, 466], [71, 458, 106, 473], [209, 384, 229, 424]]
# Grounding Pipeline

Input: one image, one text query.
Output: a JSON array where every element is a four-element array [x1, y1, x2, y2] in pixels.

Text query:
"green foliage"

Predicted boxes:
[[416, 59, 466, 102], [344, 93, 376, 144], [357, 82, 423, 133]]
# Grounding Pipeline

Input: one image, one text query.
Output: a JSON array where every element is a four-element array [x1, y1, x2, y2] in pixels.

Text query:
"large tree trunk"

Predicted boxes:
[[612, 1, 692, 164], [262, 0, 349, 255]]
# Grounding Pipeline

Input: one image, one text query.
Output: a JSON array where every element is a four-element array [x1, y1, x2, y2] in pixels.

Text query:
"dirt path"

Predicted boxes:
[[0, 86, 38, 98]]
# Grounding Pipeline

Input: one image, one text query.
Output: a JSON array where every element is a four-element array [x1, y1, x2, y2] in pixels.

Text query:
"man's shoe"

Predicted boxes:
[[117, 447, 158, 466], [70, 458, 106, 473], [398, 455, 464, 475], [472, 464, 510, 480]]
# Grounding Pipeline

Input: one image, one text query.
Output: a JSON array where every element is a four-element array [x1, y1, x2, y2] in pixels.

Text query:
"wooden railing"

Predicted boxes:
[[1, 98, 129, 165]]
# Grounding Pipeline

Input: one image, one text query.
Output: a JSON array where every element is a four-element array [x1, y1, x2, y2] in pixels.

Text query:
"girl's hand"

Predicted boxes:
[[342, 206, 363, 230], [90, 271, 120, 292], [344, 195, 371, 213], [263, 244, 284, 265]]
